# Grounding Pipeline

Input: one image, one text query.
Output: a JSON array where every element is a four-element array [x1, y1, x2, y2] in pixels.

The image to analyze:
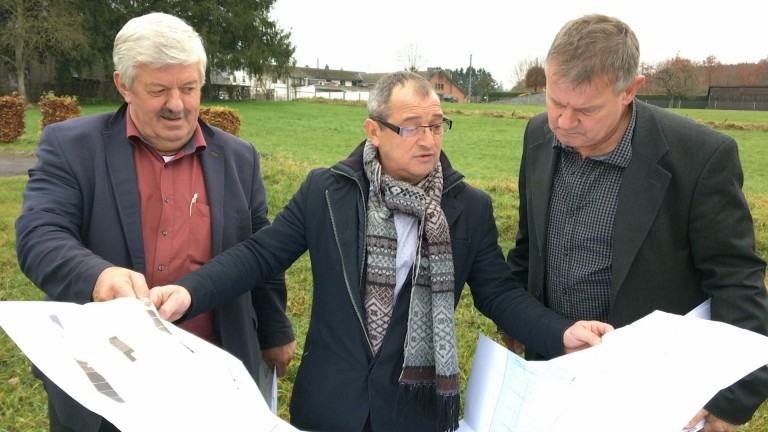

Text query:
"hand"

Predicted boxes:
[[92, 267, 149, 302], [499, 332, 526, 355], [149, 285, 192, 322], [685, 409, 738, 432], [562, 320, 614, 354], [262, 340, 297, 378]]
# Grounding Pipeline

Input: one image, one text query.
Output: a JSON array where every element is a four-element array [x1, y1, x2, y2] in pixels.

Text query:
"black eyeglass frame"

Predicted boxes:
[[373, 117, 452, 138]]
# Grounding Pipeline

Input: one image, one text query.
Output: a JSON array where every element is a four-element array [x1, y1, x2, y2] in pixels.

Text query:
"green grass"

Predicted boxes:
[[1, 100, 768, 431]]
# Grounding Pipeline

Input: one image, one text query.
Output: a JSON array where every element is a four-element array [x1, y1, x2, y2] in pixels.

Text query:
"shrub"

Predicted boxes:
[[199, 106, 241, 136], [0, 93, 25, 142], [40, 91, 81, 129]]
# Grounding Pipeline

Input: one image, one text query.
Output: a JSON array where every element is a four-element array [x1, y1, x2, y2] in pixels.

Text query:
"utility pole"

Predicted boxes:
[[467, 54, 472, 103]]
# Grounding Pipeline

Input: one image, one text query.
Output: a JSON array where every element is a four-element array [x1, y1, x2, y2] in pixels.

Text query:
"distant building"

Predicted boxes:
[[419, 68, 466, 103], [707, 86, 768, 111], [209, 69, 253, 100], [267, 66, 467, 103]]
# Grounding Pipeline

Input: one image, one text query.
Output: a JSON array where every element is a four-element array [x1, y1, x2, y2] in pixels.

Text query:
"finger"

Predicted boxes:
[[275, 362, 288, 378], [512, 340, 526, 355], [130, 272, 150, 301], [596, 321, 615, 335], [109, 273, 142, 300], [575, 325, 603, 347], [262, 356, 277, 370], [148, 287, 165, 309], [701, 412, 736, 432], [685, 408, 708, 429], [158, 288, 191, 322], [156, 291, 182, 321], [106, 281, 135, 301]]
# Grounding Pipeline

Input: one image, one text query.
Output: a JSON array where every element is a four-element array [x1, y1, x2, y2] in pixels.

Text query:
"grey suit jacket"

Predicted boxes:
[[507, 100, 768, 424], [15, 103, 293, 431]]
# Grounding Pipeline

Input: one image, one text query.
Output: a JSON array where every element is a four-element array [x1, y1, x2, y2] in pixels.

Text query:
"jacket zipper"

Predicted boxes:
[[325, 185, 374, 355]]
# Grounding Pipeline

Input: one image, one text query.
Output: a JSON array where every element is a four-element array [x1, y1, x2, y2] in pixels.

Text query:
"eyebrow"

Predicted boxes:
[[548, 93, 599, 111], [145, 80, 199, 88], [398, 114, 444, 124]]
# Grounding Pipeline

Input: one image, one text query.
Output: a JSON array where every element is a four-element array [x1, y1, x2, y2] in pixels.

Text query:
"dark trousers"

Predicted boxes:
[[48, 398, 120, 432]]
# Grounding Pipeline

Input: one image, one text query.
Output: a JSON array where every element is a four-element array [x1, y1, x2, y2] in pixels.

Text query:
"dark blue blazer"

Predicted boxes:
[[15, 104, 293, 431], [178, 142, 575, 431]]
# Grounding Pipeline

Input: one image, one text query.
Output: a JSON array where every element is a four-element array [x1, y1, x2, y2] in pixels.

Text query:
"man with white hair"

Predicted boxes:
[[15, 12, 296, 431]]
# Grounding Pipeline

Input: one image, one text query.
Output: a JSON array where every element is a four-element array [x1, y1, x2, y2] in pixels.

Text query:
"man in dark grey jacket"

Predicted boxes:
[[505, 14, 768, 431], [150, 71, 612, 432]]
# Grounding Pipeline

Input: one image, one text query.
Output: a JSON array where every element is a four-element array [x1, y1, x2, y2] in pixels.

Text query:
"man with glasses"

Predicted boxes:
[[148, 71, 612, 432]]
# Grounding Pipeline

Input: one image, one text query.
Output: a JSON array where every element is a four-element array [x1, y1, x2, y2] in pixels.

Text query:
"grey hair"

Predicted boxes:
[[113, 12, 207, 89], [546, 14, 640, 94], [368, 71, 435, 120]]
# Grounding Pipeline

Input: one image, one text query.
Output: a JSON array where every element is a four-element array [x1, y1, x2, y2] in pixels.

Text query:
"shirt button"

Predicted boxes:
[[162, 229, 169, 236], [158, 265, 165, 271], [163, 196, 170, 203]]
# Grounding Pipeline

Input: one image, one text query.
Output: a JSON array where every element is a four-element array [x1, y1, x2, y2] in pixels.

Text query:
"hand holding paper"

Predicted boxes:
[[149, 284, 192, 321], [0, 298, 299, 432]]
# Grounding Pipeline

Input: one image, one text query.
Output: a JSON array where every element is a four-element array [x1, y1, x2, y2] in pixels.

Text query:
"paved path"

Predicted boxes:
[[0, 154, 36, 177]]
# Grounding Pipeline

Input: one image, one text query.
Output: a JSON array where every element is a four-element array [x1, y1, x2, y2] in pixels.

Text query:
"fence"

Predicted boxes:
[[272, 84, 369, 102]]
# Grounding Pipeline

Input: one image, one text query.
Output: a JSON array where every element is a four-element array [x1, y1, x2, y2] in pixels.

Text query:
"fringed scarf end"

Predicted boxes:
[[397, 382, 460, 432]]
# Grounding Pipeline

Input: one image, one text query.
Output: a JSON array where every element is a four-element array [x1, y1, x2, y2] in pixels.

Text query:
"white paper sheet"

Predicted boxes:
[[458, 335, 574, 432], [459, 309, 768, 432], [259, 360, 278, 414], [0, 298, 298, 432]]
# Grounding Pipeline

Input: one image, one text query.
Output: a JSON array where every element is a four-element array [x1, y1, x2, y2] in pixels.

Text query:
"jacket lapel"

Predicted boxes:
[[103, 107, 146, 273], [200, 129, 225, 255], [611, 102, 670, 302], [529, 127, 558, 256]]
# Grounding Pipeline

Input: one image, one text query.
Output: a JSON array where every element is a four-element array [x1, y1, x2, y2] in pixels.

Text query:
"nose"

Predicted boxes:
[[557, 108, 579, 130], [165, 88, 184, 113]]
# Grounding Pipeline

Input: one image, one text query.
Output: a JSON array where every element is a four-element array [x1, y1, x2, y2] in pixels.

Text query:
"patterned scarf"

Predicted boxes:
[[362, 140, 460, 432]]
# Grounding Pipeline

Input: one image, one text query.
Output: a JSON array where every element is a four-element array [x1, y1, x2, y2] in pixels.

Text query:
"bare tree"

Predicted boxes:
[[525, 66, 546, 92], [397, 43, 426, 72], [652, 55, 700, 107], [511, 57, 544, 90], [0, 0, 88, 101]]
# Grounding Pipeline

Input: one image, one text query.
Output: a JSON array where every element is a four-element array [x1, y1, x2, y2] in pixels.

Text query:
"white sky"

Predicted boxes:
[[270, 0, 765, 89]]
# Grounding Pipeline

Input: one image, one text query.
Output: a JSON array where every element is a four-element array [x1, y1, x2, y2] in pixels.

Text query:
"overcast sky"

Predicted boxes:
[[270, 0, 765, 89]]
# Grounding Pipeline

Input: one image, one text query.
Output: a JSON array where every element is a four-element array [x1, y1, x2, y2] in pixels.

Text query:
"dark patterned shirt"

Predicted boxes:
[[545, 103, 637, 322]]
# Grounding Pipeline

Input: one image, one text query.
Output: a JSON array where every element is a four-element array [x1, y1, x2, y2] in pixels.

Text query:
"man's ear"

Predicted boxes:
[[623, 75, 646, 104], [113, 72, 130, 100], [364, 118, 381, 146]]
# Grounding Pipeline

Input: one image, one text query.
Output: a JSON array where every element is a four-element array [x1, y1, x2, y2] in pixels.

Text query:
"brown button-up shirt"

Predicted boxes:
[[128, 112, 218, 345]]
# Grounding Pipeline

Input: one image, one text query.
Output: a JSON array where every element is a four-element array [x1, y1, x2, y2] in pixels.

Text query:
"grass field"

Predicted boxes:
[[1, 100, 767, 431]]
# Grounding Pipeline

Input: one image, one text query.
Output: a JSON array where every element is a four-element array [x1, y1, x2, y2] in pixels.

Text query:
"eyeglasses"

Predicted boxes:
[[374, 117, 452, 138]]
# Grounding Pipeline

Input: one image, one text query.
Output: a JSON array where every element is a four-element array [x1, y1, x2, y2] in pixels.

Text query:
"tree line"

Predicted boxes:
[[641, 55, 768, 106], [0, 0, 295, 102], [511, 55, 768, 106], [3, 2, 765, 106]]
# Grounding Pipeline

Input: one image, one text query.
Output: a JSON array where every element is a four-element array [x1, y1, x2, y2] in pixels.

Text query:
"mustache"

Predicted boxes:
[[159, 108, 185, 120]]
